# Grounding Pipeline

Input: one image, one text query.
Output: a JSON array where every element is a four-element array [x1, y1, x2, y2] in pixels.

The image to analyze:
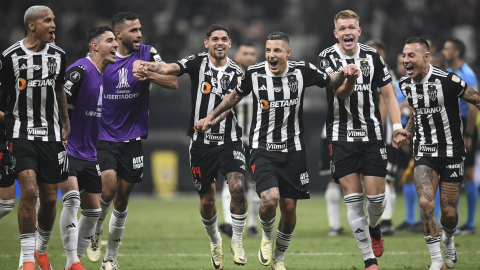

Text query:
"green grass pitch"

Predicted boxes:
[[0, 194, 478, 269]]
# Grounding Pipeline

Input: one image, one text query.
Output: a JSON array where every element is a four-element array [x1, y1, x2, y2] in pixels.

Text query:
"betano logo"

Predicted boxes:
[[201, 82, 212, 94], [18, 78, 26, 90], [259, 97, 299, 110], [415, 106, 442, 115]]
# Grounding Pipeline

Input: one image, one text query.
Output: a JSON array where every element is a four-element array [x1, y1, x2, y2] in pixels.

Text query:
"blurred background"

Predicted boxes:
[[1, 0, 479, 196]]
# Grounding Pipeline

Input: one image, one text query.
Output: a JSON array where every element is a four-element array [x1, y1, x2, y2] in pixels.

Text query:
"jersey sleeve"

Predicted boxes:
[[303, 62, 330, 88], [445, 72, 468, 98], [317, 53, 337, 76], [227, 70, 244, 93], [235, 70, 253, 96], [176, 54, 200, 76], [149, 47, 164, 63], [64, 65, 85, 118], [372, 53, 391, 88], [56, 53, 67, 85]]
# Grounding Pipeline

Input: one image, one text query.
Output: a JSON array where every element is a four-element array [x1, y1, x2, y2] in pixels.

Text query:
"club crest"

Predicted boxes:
[[47, 57, 57, 75], [428, 85, 437, 101], [360, 61, 370, 77], [220, 74, 230, 90]]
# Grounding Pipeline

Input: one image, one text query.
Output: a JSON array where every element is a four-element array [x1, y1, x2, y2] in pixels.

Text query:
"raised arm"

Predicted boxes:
[[460, 85, 480, 111], [326, 64, 359, 100], [195, 91, 244, 133], [132, 60, 179, 89]]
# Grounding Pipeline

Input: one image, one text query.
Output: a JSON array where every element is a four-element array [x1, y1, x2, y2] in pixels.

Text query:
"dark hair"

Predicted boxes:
[[206, 24, 230, 39], [365, 39, 386, 51], [86, 26, 113, 48], [446, 38, 466, 59], [112, 12, 139, 30], [238, 42, 255, 48], [267, 31, 289, 45], [405, 37, 430, 51]]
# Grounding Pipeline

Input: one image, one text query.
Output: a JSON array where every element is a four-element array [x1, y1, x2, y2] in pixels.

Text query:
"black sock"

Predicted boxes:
[[364, 258, 378, 268], [381, 219, 392, 226], [369, 224, 381, 240]]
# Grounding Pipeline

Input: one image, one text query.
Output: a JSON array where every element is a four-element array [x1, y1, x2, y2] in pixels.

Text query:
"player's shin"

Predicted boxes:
[[77, 208, 101, 258], [221, 183, 232, 224], [366, 193, 386, 228], [247, 182, 261, 228], [104, 209, 127, 261], [0, 199, 14, 219], [345, 193, 375, 260], [60, 190, 81, 268], [95, 199, 112, 234]]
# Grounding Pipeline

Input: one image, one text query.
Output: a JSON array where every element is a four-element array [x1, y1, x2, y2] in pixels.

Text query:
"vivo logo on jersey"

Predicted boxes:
[[27, 127, 48, 137], [260, 97, 300, 110], [27, 79, 55, 87], [419, 144, 438, 153], [347, 129, 366, 137], [266, 141, 287, 151], [116, 68, 131, 88], [205, 133, 224, 141], [354, 84, 371, 92], [415, 106, 442, 115]]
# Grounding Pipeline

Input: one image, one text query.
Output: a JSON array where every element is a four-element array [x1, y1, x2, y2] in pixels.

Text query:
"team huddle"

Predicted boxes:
[[0, 5, 477, 270]]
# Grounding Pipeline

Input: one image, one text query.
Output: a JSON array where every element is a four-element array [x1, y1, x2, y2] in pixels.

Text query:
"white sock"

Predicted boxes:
[[345, 193, 375, 260], [77, 208, 101, 258], [273, 230, 291, 261], [425, 235, 442, 262], [0, 199, 14, 219], [19, 247, 23, 269], [325, 182, 342, 230], [259, 215, 276, 240], [366, 193, 386, 228], [201, 213, 222, 245], [20, 233, 35, 263], [60, 190, 81, 268], [231, 212, 247, 243], [247, 182, 261, 228], [95, 199, 111, 234], [382, 184, 393, 220], [104, 209, 127, 261], [221, 182, 232, 224], [35, 226, 52, 255], [35, 192, 40, 227], [442, 224, 456, 239]]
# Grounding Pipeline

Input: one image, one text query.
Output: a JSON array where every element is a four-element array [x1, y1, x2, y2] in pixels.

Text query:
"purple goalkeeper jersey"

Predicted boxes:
[[99, 44, 156, 142], [65, 57, 103, 161]]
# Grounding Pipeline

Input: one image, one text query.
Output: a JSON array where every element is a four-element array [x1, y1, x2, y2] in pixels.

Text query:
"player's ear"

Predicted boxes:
[[333, 29, 338, 39], [424, 52, 430, 63], [286, 48, 292, 58], [28, 21, 36, 32], [204, 38, 209, 49], [358, 26, 362, 36], [114, 29, 122, 40]]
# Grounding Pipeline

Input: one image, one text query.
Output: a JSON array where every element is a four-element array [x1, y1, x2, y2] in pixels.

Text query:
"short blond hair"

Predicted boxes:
[[334, 10, 360, 26]]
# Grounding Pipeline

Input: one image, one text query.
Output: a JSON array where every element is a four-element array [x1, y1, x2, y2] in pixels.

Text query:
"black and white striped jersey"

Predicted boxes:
[[0, 40, 66, 141], [378, 66, 397, 146], [235, 94, 253, 147], [235, 61, 330, 152], [399, 64, 467, 158], [177, 52, 243, 145], [318, 43, 392, 142]]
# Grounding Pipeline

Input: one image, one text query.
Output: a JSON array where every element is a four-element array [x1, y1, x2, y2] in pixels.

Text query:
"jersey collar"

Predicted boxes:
[[208, 57, 229, 72], [20, 38, 50, 54], [86, 56, 102, 75], [334, 43, 360, 59], [264, 61, 290, 77], [413, 63, 433, 84]]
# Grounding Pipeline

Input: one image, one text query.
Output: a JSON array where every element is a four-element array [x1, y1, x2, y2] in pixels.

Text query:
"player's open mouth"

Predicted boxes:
[[110, 51, 116, 57], [344, 38, 354, 46], [269, 60, 278, 69], [215, 48, 224, 52], [405, 65, 414, 75], [133, 40, 141, 46], [49, 31, 55, 37]]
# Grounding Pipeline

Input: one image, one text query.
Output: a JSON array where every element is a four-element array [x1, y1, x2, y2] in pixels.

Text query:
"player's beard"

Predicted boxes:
[[209, 48, 227, 61], [123, 40, 139, 53]]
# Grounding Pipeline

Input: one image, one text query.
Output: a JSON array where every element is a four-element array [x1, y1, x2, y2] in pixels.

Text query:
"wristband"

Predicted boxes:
[[393, 123, 403, 131]]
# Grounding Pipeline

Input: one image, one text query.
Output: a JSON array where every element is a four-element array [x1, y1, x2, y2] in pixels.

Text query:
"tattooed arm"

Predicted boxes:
[[56, 83, 70, 143], [133, 61, 181, 76], [460, 86, 480, 109], [195, 91, 244, 133], [326, 64, 359, 100]]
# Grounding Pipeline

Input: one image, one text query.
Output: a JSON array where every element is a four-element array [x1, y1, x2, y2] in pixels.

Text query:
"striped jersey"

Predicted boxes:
[[0, 40, 66, 141], [235, 61, 330, 152], [177, 53, 243, 145], [398, 64, 467, 158], [236, 94, 253, 146], [318, 43, 392, 142]]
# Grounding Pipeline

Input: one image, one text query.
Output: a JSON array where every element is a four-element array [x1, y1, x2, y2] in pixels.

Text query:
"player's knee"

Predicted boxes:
[[281, 201, 296, 215], [418, 197, 434, 212], [200, 193, 216, 208], [260, 194, 279, 214], [63, 191, 80, 208], [229, 180, 245, 197], [20, 185, 38, 203], [440, 208, 457, 221]]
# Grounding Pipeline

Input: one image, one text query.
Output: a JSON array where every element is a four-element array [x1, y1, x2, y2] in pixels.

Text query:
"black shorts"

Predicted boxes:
[[386, 145, 399, 182], [464, 126, 478, 168], [68, 155, 102, 194], [414, 156, 464, 183], [10, 138, 68, 184], [189, 141, 246, 194], [0, 148, 15, 188], [319, 139, 331, 176], [97, 139, 143, 183], [329, 140, 388, 184], [250, 149, 310, 200]]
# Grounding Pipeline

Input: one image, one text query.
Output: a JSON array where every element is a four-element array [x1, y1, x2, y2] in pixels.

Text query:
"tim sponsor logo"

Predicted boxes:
[[419, 144, 438, 153], [415, 106, 442, 115], [27, 127, 48, 137], [300, 172, 309, 185], [354, 84, 371, 92], [347, 129, 366, 137], [133, 156, 144, 169], [205, 133, 224, 141], [266, 141, 287, 151]]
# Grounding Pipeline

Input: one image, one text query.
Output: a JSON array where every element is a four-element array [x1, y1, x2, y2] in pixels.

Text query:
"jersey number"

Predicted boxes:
[[192, 166, 202, 178]]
